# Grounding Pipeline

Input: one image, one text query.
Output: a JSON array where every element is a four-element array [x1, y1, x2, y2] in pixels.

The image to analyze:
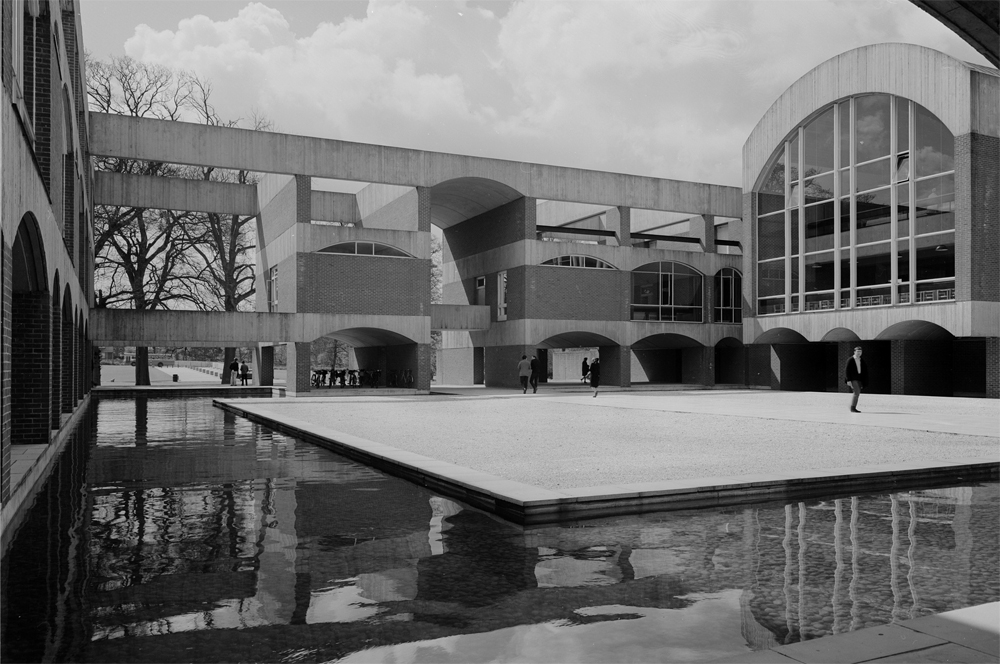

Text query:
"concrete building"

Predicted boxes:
[[742, 43, 999, 398], [1, 0, 95, 533]]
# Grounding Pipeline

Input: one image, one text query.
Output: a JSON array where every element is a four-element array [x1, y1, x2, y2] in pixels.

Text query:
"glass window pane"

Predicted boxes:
[[839, 100, 851, 166], [789, 183, 800, 208], [358, 242, 375, 255], [856, 157, 890, 192], [791, 260, 800, 294], [661, 273, 672, 306], [803, 106, 835, 175], [840, 250, 852, 289], [895, 156, 909, 182], [839, 169, 849, 196], [914, 102, 954, 177], [896, 99, 909, 153], [673, 273, 702, 307], [326, 243, 353, 254], [839, 198, 851, 247], [856, 242, 892, 287], [896, 183, 909, 237], [856, 188, 891, 244], [758, 192, 784, 215], [803, 172, 834, 204], [914, 174, 955, 235], [790, 209, 799, 256], [632, 272, 659, 305], [915, 233, 954, 281], [758, 152, 785, 195], [804, 201, 835, 253], [758, 260, 785, 297], [855, 94, 891, 163], [635, 262, 659, 273], [804, 251, 835, 292], [897, 240, 910, 283], [789, 134, 800, 183]]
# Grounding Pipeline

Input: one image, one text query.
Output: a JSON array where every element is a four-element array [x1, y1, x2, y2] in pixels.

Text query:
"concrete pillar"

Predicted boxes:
[[607, 206, 631, 246], [437, 347, 475, 386], [254, 345, 274, 387], [285, 342, 312, 395], [690, 214, 717, 253], [598, 344, 631, 387]]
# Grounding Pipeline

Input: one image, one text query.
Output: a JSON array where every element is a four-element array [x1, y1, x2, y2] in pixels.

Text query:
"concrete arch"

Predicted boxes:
[[312, 327, 417, 347], [716, 336, 743, 349], [526, 320, 625, 348], [743, 43, 997, 192], [535, 331, 618, 349], [753, 327, 809, 345], [821, 327, 862, 342], [876, 320, 954, 341], [12, 213, 47, 293], [429, 177, 525, 229]]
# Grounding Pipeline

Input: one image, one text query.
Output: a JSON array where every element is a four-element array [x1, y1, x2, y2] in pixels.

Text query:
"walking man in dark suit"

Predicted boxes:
[[845, 346, 868, 413]]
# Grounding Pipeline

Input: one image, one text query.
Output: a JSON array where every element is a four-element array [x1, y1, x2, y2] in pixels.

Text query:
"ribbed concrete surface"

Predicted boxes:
[[235, 389, 999, 491]]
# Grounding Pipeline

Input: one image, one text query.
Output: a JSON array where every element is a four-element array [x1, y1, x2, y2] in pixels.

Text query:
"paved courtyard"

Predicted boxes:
[[231, 388, 1000, 491]]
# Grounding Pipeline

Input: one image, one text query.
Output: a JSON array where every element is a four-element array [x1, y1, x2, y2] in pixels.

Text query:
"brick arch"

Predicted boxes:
[[62, 286, 74, 415], [11, 213, 52, 446]]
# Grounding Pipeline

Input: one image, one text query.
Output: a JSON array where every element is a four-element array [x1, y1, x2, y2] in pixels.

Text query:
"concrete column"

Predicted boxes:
[[285, 342, 312, 395], [607, 206, 631, 246], [254, 345, 274, 387], [690, 214, 717, 253], [598, 344, 631, 387]]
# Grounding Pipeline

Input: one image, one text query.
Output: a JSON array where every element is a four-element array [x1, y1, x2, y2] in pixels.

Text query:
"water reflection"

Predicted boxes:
[[1, 398, 996, 663]]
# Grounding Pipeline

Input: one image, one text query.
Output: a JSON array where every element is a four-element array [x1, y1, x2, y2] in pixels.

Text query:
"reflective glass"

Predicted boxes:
[[789, 134, 800, 182], [803, 106, 835, 175], [672, 262, 701, 276], [803, 172, 834, 204], [758, 192, 784, 215], [840, 168, 849, 196], [804, 292, 835, 311], [839, 198, 851, 248], [632, 272, 659, 306], [915, 233, 955, 281], [804, 251, 835, 292], [373, 244, 408, 257], [856, 188, 891, 244], [673, 306, 702, 322], [757, 260, 784, 297], [840, 250, 852, 289], [856, 157, 890, 192], [897, 99, 909, 153], [839, 100, 851, 165], [791, 260, 800, 294], [325, 243, 353, 254], [634, 262, 660, 273], [896, 184, 910, 237], [804, 202, 835, 253], [661, 273, 672, 306], [758, 153, 785, 195], [895, 156, 909, 182], [856, 242, 892, 287], [916, 279, 955, 301], [757, 213, 784, 260], [673, 273, 702, 307], [357, 242, 375, 255], [790, 209, 799, 256], [631, 305, 659, 321], [758, 297, 785, 315], [897, 240, 910, 283], [914, 174, 955, 235], [790, 183, 800, 208], [914, 103, 954, 177], [855, 94, 891, 163]]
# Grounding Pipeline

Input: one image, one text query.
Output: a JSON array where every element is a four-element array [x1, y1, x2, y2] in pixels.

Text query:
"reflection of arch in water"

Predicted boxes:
[[12, 214, 51, 445]]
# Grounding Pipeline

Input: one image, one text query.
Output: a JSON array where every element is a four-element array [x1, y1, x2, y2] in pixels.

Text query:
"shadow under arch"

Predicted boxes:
[[753, 327, 809, 345], [12, 213, 51, 445], [876, 320, 954, 341], [429, 177, 525, 229], [535, 331, 617, 349], [632, 333, 708, 386], [714, 336, 745, 385], [310, 327, 423, 389], [821, 327, 862, 342]]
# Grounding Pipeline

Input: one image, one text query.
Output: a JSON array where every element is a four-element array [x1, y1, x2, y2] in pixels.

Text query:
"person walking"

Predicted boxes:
[[517, 354, 532, 393], [844, 346, 868, 413], [529, 355, 539, 394], [589, 357, 601, 398], [581, 357, 590, 383], [229, 358, 239, 386], [239, 360, 250, 386]]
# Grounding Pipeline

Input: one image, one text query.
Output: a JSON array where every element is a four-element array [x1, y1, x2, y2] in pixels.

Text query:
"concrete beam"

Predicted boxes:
[[430, 304, 491, 331], [90, 113, 742, 217], [94, 172, 259, 216], [311, 190, 361, 224]]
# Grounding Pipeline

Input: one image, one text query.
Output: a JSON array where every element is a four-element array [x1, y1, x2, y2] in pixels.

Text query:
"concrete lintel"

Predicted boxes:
[[94, 171, 259, 216], [91, 309, 431, 345], [431, 304, 491, 331], [90, 113, 742, 217]]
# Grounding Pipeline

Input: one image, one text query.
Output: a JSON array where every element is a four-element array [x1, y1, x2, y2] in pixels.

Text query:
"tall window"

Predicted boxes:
[[754, 94, 954, 315], [631, 262, 703, 322], [267, 266, 278, 312], [497, 271, 507, 321], [714, 268, 742, 323]]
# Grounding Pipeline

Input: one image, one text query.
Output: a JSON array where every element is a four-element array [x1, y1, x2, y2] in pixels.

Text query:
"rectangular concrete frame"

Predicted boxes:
[[213, 399, 999, 525]]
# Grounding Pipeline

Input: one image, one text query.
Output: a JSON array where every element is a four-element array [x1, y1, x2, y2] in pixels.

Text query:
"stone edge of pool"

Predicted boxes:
[[213, 399, 1000, 526]]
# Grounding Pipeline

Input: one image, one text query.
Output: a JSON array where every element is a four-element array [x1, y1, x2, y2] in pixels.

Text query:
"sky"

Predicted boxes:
[[78, 0, 992, 190]]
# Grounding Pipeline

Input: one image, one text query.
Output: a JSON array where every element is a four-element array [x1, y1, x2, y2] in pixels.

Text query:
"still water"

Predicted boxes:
[[1, 397, 997, 663]]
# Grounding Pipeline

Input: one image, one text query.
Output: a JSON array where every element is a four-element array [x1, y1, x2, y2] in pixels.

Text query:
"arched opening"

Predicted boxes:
[[288, 327, 425, 392], [533, 331, 622, 389], [62, 287, 73, 414], [12, 214, 51, 445], [876, 320, 966, 396], [631, 262, 704, 322], [715, 337, 745, 385], [632, 333, 708, 386], [51, 273, 62, 430]]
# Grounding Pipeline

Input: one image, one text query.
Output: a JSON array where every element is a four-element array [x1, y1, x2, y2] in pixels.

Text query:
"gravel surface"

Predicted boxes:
[[244, 391, 999, 491]]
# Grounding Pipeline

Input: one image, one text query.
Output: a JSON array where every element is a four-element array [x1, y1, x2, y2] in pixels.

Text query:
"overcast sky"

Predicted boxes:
[[79, 0, 991, 189]]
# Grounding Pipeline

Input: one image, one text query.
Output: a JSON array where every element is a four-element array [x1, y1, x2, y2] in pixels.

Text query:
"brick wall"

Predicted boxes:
[[61, 312, 72, 413], [952, 338, 986, 396], [296, 254, 431, 315], [33, 12, 52, 193], [522, 265, 630, 321], [969, 134, 998, 302], [1, 241, 10, 501], [50, 295, 61, 429], [598, 344, 631, 387], [286, 342, 312, 394], [986, 338, 999, 399], [634, 349, 681, 383], [747, 344, 773, 387], [443, 197, 533, 262], [485, 345, 534, 389], [891, 340, 954, 396], [1, 0, 12, 94], [681, 346, 714, 386], [62, 153, 74, 259], [12, 291, 51, 445], [715, 342, 745, 385]]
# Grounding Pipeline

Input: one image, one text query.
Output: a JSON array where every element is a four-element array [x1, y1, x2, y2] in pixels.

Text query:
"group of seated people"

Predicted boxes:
[[310, 368, 415, 388]]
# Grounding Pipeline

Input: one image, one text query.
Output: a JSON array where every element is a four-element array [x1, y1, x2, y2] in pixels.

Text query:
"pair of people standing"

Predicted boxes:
[[229, 358, 250, 386], [517, 355, 539, 393]]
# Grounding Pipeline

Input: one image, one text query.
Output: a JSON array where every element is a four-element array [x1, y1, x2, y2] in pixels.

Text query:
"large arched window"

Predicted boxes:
[[631, 262, 703, 322], [541, 255, 616, 269], [754, 94, 954, 315], [713, 268, 742, 323], [318, 241, 411, 257]]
